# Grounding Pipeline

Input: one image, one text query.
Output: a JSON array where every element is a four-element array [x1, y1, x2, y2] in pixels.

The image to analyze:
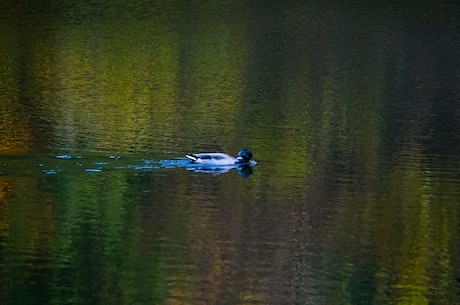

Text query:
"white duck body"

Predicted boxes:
[[186, 149, 255, 167], [185, 152, 237, 166], [185, 149, 255, 176]]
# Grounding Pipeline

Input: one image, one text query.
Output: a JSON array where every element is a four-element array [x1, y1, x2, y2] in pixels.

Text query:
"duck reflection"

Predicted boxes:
[[185, 163, 254, 177]]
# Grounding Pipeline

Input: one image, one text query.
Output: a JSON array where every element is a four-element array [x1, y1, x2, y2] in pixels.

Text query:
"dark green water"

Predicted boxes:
[[1, 1, 460, 304]]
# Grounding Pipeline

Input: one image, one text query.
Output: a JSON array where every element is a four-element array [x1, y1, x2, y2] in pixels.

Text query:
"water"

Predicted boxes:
[[1, 1, 460, 304]]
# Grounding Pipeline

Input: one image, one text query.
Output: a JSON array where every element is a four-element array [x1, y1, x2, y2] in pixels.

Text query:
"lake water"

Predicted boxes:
[[1, 1, 460, 304]]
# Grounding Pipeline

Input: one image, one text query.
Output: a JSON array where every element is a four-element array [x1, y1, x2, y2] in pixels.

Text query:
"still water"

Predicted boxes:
[[1, 1, 460, 304]]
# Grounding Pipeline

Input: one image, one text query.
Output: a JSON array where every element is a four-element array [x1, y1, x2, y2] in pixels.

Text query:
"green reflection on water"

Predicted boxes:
[[1, 0, 460, 305]]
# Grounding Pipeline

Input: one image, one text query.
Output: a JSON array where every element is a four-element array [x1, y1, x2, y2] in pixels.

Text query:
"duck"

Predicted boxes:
[[186, 148, 254, 166]]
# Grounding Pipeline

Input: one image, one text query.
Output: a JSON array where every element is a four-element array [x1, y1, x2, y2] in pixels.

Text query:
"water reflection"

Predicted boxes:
[[1, 0, 460, 305], [0, 155, 257, 177], [185, 163, 255, 177]]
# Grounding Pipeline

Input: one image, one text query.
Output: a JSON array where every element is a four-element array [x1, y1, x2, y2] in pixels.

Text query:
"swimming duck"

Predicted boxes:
[[186, 148, 254, 166]]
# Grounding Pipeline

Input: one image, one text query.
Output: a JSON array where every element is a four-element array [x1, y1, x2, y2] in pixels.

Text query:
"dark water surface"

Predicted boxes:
[[1, 1, 460, 304]]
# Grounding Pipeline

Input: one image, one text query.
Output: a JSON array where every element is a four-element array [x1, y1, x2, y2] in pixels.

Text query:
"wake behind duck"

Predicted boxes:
[[31, 150, 257, 177]]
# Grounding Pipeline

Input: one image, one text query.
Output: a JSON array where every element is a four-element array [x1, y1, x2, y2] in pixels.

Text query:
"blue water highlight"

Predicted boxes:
[[0, 155, 257, 177], [31, 155, 256, 177]]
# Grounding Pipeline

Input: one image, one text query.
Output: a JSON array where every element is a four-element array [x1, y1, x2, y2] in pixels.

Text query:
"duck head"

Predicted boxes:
[[236, 148, 253, 163]]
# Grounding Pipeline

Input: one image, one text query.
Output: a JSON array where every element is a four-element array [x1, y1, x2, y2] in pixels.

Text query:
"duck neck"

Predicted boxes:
[[235, 157, 247, 164]]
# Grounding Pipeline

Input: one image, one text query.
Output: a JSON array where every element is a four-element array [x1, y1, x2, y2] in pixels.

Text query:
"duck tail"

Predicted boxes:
[[186, 154, 198, 161]]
